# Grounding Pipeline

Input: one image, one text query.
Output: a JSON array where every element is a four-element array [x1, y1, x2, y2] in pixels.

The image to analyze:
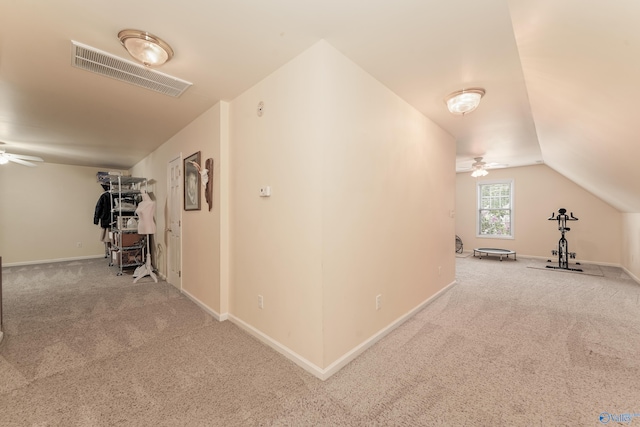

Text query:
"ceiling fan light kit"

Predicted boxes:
[[118, 29, 174, 67], [445, 88, 485, 115], [470, 156, 489, 177], [471, 168, 488, 177]]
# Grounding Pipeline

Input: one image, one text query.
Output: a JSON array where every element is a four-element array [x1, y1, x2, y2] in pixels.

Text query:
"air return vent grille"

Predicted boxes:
[[71, 41, 192, 97]]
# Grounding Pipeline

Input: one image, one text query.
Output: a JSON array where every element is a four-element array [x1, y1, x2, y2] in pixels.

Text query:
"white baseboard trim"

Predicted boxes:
[[228, 279, 458, 381], [3, 254, 105, 267], [181, 288, 228, 321], [621, 266, 640, 285], [228, 314, 326, 379], [320, 278, 458, 379]]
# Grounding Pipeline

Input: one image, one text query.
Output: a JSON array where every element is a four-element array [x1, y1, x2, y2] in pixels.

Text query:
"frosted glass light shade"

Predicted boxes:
[[471, 168, 488, 177], [118, 30, 174, 67], [445, 88, 486, 115]]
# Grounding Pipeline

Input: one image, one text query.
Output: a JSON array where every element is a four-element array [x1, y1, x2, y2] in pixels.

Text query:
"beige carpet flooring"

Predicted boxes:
[[1, 257, 639, 426]]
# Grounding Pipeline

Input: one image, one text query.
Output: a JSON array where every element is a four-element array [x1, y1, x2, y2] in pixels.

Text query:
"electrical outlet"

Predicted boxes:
[[438, 266, 442, 276], [376, 294, 382, 311], [258, 295, 264, 309]]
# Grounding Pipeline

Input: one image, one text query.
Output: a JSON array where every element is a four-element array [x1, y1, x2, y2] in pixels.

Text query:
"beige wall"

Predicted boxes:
[[456, 164, 622, 264], [131, 102, 228, 315], [0, 162, 118, 265], [230, 42, 325, 367], [622, 213, 640, 280], [318, 42, 456, 366], [230, 40, 455, 369]]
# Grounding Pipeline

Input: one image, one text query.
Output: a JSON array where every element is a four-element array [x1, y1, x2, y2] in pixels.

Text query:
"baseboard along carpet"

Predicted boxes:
[[1, 257, 639, 425]]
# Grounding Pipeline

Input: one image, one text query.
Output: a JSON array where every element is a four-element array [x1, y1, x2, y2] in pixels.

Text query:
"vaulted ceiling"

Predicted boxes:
[[1, 0, 638, 211]]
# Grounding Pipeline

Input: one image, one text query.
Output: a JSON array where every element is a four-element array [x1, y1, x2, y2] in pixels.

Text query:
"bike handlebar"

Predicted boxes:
[[547, 211, 579, 221]]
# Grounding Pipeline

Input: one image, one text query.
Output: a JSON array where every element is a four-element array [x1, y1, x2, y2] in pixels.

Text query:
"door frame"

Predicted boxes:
[[167, 155, 182, 290]]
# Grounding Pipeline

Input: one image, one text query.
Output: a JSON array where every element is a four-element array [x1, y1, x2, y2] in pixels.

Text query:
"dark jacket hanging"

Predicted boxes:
[[94, 191, 111, 228]]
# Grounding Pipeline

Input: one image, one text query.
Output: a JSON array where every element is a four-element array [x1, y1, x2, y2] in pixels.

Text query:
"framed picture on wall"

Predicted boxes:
[[184, 151, 201, 211]]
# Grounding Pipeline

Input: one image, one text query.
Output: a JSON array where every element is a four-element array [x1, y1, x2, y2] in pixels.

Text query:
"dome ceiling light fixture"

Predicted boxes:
[[445, 88, 486, 115], [118, 29, 174, 67]]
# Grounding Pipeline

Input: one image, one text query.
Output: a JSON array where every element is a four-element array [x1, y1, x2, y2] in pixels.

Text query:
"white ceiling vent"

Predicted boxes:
[[71, 41, 192, 97]]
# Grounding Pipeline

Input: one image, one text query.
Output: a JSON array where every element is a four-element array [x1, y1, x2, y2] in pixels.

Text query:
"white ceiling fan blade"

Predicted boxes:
[[457, 156, 509, 172], [7, 157, 37, 167], [484, 162, 508, 169], [5, 153, 43, 162]]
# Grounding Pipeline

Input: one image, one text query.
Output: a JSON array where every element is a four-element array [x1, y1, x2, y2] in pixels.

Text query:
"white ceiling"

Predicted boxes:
[[0, 0, 638, 212]]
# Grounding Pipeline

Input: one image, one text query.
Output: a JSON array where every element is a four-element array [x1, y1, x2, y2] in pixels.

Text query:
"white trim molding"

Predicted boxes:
[[181, 288, 228, 322], [229, 279, 458, 381], [621, 267, 640, 285], [227, 314, 326, 379], [3, 254, 105, 267]]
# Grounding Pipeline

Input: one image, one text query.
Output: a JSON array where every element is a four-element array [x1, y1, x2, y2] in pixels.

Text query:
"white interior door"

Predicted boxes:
[[167, 156, 182, 289]]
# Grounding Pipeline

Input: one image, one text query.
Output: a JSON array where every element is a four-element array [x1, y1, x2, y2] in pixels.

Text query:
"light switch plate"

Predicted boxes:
[[259, 186, 271, 197]]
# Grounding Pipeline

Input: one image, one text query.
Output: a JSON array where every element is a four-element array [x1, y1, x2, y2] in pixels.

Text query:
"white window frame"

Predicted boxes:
[[476, 179, 514, 239]]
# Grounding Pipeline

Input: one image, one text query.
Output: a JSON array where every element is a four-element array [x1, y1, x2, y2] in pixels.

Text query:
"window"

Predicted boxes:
[[477, 180, 513, 238]]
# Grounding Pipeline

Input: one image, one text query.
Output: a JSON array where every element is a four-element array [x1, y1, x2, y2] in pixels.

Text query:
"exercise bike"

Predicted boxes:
[[547, 208, 582, 272]]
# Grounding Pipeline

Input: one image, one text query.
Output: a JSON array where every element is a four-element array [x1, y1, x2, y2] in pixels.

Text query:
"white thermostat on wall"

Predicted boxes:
[[259, 186, 271, 197]]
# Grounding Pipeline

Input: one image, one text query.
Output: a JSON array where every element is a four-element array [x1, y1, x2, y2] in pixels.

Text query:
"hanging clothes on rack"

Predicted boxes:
[[93, 184, 112, 257]]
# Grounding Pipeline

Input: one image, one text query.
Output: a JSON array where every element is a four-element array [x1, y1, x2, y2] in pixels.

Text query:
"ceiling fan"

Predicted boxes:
[[0, 150, 44, 167], [458, 157, 508, 177]]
